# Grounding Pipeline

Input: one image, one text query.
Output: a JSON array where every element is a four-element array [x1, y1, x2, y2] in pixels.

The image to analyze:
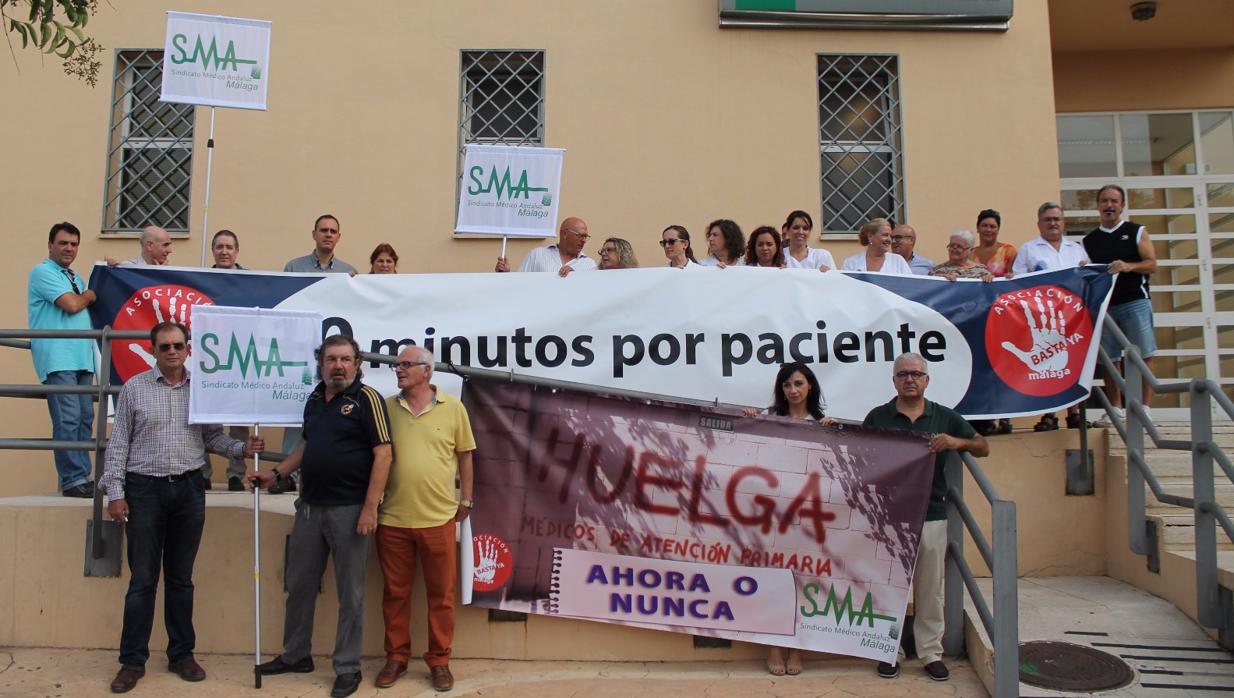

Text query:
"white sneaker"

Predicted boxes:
[[1093, 407, 1125, 428]]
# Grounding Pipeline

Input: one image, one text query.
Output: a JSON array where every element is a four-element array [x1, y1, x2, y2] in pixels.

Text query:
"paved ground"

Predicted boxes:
[[0, 648, 987, 698]]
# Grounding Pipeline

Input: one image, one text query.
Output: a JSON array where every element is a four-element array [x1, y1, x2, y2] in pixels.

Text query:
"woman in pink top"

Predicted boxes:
[[971, 209, 1016, 279]]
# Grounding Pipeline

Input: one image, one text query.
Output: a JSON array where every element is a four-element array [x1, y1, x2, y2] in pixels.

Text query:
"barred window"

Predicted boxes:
[[818, 54, 905, 233], [102, 50, 194, 233], [457, 49, 545, 172]]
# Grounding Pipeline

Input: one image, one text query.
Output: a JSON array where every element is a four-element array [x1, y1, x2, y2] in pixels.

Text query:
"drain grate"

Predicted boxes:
[[1019, 640, 1135, 691]]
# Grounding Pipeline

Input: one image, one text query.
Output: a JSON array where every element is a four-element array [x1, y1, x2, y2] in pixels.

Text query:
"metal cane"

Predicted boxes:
[[252, 423, 262, 689]]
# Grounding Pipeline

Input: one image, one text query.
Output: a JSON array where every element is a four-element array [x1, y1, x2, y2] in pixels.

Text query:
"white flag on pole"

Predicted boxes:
[[455, 145, 564, 237], [188, 306, 320, 424], [160, 11, 272, 110]]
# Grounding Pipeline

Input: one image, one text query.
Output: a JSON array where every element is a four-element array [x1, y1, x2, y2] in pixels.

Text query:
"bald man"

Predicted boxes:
[[106, 226, 173, 267], [494, 217, 597, 276]]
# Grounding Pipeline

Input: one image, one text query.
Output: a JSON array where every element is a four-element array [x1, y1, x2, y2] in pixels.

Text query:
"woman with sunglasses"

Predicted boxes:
[[661, 225, 701, 269], [781, 210, 835, 271], [742, 361, 834, 676]]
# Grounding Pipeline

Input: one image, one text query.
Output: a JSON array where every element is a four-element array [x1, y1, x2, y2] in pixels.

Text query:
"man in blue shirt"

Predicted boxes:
[[28, 222, 98, 497]]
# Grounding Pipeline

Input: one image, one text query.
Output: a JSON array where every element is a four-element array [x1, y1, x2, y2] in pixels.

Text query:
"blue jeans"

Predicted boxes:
[[119, 471, 206, 670], [43, 370, 95, 490]]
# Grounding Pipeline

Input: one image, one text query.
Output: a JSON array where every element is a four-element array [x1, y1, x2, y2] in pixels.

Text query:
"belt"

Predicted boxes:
[[128, 468, 203, 483]]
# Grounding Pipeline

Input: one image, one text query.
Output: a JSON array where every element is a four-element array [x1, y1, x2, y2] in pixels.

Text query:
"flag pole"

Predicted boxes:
[[199, 106, 218, 267]]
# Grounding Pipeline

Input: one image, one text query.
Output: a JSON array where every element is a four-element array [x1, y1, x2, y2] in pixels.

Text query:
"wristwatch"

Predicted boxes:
[[460, 499, 475, 508]]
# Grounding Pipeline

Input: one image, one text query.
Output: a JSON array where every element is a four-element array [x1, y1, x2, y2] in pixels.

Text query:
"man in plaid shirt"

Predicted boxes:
[[100, 321, 263, 694]]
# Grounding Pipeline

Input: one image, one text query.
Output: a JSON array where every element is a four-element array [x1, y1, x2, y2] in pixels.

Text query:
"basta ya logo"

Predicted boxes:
[[985, 285, 1093, 397], [472, 533, 513, 592], [111, 284, 215, 381]]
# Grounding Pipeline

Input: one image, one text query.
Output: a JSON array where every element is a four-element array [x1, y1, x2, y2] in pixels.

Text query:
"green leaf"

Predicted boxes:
[[50, 21, 64, 50], [68, 25, 82, 41], [39, 20, 53, 48], [28, 0, 39, 23], [14, 21, 30, 48], [56, 40, 75, 59]]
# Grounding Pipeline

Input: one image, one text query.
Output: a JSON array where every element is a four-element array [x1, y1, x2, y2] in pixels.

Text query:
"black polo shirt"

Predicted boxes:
[[863, 397, 976, 521], [299, 376, 391, 506]]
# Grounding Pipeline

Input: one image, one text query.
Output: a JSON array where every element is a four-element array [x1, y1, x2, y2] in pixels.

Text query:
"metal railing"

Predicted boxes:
[[942, 450, 1018, 697], [1087, 315, 1234, 647]]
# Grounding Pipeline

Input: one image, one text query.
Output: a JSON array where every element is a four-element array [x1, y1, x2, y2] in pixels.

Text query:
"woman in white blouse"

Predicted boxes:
[[698, 219, 745, 268], [781, 210, 835, 271], [661, 225, 701, 269], [841, 218, 913, 274]]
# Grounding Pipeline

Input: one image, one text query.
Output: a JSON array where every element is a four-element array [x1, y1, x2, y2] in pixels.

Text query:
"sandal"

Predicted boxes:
[[766, 647, 786, 676], [1033, 414, 1059, 432], [1066, 412, 1082, 429]]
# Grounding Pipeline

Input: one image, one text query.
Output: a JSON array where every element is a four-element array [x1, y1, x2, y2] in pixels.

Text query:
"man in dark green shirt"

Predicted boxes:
[[863, 352, 989, 683]]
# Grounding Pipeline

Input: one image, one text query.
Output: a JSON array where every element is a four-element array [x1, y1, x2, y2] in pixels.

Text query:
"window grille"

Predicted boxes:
[[817, 54, 905, 233], [457, 50, 545, 159], [102, 50, 194, 232]]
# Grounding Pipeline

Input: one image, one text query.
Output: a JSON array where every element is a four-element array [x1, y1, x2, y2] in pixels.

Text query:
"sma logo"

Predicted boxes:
[[467, 165, 550, 203], [170, 33, 259, 75], [198, 333, 310, 381]]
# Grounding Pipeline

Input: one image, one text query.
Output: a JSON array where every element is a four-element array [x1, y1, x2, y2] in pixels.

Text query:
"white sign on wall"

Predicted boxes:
[[160, 11, 272, 110], [188, 306, 321, 425], [455, 144, 565, 237]]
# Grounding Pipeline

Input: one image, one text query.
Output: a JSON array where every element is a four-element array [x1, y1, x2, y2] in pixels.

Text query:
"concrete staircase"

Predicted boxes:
[[1108, 421, 1234, 553]]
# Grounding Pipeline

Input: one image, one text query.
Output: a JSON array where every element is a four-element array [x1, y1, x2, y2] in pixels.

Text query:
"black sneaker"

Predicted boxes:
[[924, 660, 950, 681], [256, 655, 314, 675], [228, 476, 244, 492], [877, 661, 899, 679], [62, 482, 93, 498]]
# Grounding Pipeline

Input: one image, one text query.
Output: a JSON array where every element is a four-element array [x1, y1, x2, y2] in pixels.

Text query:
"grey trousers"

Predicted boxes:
[[282, 501, 369, 675]]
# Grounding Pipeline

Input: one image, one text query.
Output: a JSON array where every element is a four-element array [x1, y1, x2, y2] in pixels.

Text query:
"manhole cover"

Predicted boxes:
[[1019, 640, 1135, 691]]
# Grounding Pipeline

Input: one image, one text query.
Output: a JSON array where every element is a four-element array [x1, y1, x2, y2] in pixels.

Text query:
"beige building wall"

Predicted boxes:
[[1054, 48, 1234, 113], [1, 1, 1059, 492]]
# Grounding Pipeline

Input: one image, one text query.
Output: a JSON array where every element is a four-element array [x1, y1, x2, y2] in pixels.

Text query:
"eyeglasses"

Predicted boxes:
[[946, 243, 971, 251], [1040, 216, 1063, 223], [659, 239, 682, 246], [63, 269, 81, 294], [891, 235, 911, 242], [393, 360, 431, 370], [564, 230, 591, 240], [157, 342, 186, 352], [895, 370, 927, 380]]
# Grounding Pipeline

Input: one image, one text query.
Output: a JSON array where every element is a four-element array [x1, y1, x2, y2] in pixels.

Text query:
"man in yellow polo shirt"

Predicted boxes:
[[375, 346, 475, 692]]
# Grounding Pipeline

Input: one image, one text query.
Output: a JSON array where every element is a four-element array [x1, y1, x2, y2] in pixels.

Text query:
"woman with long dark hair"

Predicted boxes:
[[743, 361, 832, 676], [781, 210, 835, 271], [744, 226, 785, 268]]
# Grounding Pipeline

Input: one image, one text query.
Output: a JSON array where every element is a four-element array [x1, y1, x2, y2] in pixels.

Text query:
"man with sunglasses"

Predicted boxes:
[[99, 321, 264, 693], [28, 222, 99, 498], [373, 346, 475, 691], [493, 216, 596, 276], [863, 353, 988, 683]]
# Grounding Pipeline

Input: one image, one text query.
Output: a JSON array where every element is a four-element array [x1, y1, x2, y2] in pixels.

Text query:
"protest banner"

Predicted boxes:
[[460, 373, 937, 661], [455, 145, 565, 237], [187, 306, 321, 425], [87, 264, 1114, 419], [160, 11, 272, 110]]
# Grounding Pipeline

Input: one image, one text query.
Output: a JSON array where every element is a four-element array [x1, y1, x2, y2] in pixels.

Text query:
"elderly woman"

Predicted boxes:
[[598, 237, 639, 269], [972, 208, 1016, 278], [699, 219, 745, 267], [744, 226, 785, 268], [369, 243, 398, 274], [928, 230, 994, 282], [841, 218, 913, 274]]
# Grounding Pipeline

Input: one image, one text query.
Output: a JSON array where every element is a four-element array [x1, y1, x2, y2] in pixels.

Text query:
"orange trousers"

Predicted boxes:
[[375, 521, 457, 667]]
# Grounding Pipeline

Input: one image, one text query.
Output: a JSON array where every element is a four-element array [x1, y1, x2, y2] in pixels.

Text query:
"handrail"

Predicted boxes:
[[943, 450, 1018, 697], [1094, 314, 1234, 642]]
